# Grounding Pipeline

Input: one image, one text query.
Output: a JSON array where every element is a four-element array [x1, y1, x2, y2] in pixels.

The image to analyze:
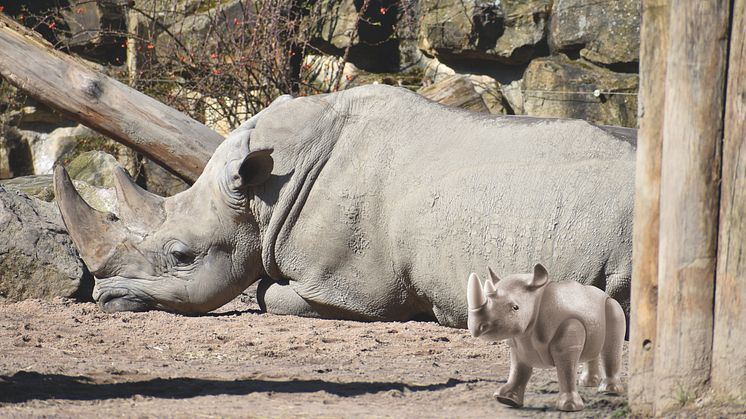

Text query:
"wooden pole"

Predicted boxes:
[[629, 0, 669, 415], [0, 13, 222, 183], [653, 0, 730, 413], [711, 0, 746, 403]]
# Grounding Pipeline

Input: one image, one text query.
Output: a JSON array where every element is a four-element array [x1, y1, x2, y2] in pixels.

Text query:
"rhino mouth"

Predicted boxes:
[[96, 287, 151, 313]]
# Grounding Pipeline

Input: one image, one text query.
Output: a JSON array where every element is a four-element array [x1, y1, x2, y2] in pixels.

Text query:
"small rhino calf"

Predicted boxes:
[[467, 264, 625, 412]]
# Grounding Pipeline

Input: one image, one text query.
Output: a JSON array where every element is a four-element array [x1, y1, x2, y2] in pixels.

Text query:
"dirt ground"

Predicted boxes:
[[0, 286, 633, 418]]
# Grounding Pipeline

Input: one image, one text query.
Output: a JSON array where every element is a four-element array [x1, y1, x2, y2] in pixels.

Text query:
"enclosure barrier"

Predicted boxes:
[[630, 0, 745, 415]]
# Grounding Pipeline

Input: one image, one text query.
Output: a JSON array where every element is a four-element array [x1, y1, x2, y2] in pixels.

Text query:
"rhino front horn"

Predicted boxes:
[[467, 273, 487, 310], [54, 165, 127, 274]]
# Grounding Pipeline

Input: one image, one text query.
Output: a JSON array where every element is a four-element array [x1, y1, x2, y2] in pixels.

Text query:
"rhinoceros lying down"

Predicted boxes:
[[54, 84, 635, 328]]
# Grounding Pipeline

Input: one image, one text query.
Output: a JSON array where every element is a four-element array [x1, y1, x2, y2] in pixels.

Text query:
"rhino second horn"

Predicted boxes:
[[483, 277, 497, 295], [467, 273, 487, 309], [54, 165, 127, 274], [487, 266, 501, 283], [113, 165, 165, 230]]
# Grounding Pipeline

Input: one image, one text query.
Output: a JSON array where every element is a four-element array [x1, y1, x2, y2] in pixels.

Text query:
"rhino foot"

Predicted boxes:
[[579, 371, 601, 387], [598, 377, 624, 395], [493, 385, 524, 408], [556, 391, 584, 412]]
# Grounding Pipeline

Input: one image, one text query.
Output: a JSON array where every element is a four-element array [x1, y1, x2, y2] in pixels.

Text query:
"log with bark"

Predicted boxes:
[[0, 12, 222, 183]]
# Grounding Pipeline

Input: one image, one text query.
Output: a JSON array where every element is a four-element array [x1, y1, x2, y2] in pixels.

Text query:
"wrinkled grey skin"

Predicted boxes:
[[467, 265, 626, 411], [54, 84, 635, 328]]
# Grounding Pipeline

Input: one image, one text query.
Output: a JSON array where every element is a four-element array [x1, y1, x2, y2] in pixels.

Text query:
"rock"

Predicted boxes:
[[1, 151, 121, 213], [59, 0, 128, 65], [549, 0, 640, 65], [418, 0, 551, 64], [0, 125, 33, 179], [66, 151, 121, 188], [0, 186, 93, 301], [155, 0, 250, 59], [418, 74, 509, 114], [301, 54, 358, 93], [308, 0, 400, 72], [521, 55, 638, 128], [1, 175, 117, 214], [21, 124, 94, 175], [141, 158, 189, 197], [500, 80, 525, 115]]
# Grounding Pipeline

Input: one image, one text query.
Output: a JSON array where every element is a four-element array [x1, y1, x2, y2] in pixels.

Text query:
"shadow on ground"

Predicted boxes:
[[0, 371, 477, 403]]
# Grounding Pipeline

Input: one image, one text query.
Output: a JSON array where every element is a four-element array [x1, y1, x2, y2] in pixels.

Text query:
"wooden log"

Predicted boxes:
[[653, 0, 730, 413], [0, 13, 222, 183], [629, 0, 669, 415], [711, 0, 746, 403]]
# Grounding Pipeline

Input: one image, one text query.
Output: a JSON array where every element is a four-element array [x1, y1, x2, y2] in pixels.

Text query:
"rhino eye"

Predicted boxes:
[[172, 250, 195, 266], [168, 241, 196, 267], [512, 304, 519, 311]]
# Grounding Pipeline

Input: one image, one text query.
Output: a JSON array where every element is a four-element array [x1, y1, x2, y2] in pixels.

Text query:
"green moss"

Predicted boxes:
[[61, 134, 122, 166]]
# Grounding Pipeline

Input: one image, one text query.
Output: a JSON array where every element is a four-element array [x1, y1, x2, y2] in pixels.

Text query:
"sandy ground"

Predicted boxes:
[[0, 287, 633, 418]]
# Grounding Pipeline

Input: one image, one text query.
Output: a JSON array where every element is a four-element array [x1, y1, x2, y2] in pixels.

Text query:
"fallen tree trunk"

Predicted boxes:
[[0, 13, 222, 183]]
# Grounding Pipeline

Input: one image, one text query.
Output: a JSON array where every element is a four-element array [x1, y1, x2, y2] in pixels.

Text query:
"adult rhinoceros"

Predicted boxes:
[[54, 84, 635, 328]]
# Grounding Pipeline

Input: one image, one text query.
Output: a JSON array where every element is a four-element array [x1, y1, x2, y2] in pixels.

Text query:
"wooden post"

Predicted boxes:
[[653, 0, 730, 413], [0, 13, 222, 183], [629, 0, 669, 415], [711, 0, 746, 403]]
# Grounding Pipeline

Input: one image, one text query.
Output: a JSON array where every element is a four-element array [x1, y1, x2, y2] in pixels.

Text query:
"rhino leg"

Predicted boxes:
[[579, 357, 602, 387], [550, 318, 586, 412], [256, 278, 322, 318], [604, 273, 630, 338], [494, 350, 532, 408], [598, 298, 626, 395]]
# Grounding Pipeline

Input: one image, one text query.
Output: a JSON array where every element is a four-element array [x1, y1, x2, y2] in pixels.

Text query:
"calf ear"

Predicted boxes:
[[529, 263, 549, 289], [238, 148, 274, 187]]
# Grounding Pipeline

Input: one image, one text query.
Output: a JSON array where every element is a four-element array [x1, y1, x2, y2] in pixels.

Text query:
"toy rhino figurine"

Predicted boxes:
[[467, 264, 625, 412]]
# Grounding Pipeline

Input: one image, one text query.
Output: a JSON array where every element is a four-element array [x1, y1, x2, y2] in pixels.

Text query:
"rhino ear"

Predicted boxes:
[[238, 148, 274, 187], [529, 263, 549, 289]]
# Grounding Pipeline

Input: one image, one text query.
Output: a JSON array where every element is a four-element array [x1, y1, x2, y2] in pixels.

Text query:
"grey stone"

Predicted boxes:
[[521, 55, 638, 127], [1, 175, 118, 214], [155, 0, 249, 58], [142, 158, 189, 197], [66, 151, 120, 188], [549, 0, 640, 65], [419, 72, 511, 115], [419, 0, 551, 64], [0, 186, 93, 301]]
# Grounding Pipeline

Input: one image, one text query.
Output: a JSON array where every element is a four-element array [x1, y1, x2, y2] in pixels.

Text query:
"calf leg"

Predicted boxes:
[[579, 356, 602, 387], [494, 350, 533, 408], [598, 297, 626, 395], [549, 318, 586, 412]]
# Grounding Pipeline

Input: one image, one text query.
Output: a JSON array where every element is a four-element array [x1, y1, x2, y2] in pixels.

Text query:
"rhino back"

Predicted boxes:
[[255, 85, 635, 327]]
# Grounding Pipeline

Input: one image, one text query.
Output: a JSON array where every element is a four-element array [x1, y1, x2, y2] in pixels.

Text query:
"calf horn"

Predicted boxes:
[[54, 165, 127, 274], [467, 273, 487, 309]]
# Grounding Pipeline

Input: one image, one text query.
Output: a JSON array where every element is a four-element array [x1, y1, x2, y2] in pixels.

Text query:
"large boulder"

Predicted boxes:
[[549, 0, 640, 66], [418, 0, 551, 64], [418, 74, 510, 114], [521, 55, 638, 127], [1, 151, 121, 213], [308, 0, 400, 71], [155, 0, 250, 59], [0, 186, 93, 301]]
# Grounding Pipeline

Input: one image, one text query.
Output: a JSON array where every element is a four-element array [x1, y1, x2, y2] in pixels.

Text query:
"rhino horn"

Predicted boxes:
[[467, 273, 487, 309], [487, 266, 501, 283], [483, 277, 497, 295], [54, 165, 127, 274], [112, 165, 165, 231]]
